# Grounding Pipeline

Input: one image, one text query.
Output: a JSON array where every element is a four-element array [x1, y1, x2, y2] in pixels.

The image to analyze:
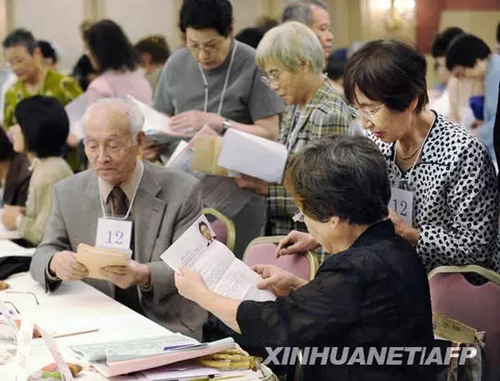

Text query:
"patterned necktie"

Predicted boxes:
[[107, 187, 129, 217]]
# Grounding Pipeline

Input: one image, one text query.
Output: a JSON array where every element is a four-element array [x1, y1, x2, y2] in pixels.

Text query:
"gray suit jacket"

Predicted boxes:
[[30, 161, 208, 340]]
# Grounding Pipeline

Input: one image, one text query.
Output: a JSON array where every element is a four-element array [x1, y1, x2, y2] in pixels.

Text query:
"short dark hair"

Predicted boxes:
[[179, 0, 233, 37], [497, 22, 500, 44], [135, 35, 171, 64], [344, 39, 429, 114], [0, 128, 15, 162], [15, 96, 69, 159], [235, 28, 265, 49], [285, 135, 390, 225], [446, 34, 492, 71], [37, 40, 58, 64], [84, 19, 140, 73], [326, 56, 346, 81], [431, 27, 464, 58], [2, 28, 37, 54]]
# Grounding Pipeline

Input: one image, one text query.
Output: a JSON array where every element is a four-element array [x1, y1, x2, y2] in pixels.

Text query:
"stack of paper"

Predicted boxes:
[[142, 362, 221, 380], [70, 335, 236, 377], [75, 244, 128, 280], [218, 129, 288, 183]]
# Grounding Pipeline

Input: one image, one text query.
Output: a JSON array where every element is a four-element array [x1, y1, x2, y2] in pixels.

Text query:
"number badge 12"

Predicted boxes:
[[390, 187, 414, 227], [95, 217, 133, 255]]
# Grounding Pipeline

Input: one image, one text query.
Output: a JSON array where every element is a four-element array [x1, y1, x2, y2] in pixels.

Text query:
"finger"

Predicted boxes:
[[278, 242, 304, 257], [276, 236, 292, 257], [102, 266, 129, 275], [251, 265, 267, 276], [257, 277, 277, 290]]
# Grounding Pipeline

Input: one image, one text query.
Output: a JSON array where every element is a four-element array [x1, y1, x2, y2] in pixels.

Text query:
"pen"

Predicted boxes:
[[53, 329, 99, 338], [162, 343, 196, 351]]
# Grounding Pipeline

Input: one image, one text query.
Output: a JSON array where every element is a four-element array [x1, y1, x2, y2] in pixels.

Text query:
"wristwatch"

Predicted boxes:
[[222, 118, 231, 134]]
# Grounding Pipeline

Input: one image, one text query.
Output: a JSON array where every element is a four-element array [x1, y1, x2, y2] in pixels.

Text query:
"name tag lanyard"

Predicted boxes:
[[98, 164, 145, 221], [197, 41, 238, 115]]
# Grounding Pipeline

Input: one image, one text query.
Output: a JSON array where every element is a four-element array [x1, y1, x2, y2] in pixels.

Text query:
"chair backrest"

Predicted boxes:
[[243, 236, 318, 281], [202, 208, 236, 252], [429, 266, 500, 381]]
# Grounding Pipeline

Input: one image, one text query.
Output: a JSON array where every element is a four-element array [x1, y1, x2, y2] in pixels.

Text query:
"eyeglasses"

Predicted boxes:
[[5, 291, 40, 306], [348, 105, 383, 121], [292, 211, 305, 223], [261, 71, 282, 88], [186, 39, 225, 55]]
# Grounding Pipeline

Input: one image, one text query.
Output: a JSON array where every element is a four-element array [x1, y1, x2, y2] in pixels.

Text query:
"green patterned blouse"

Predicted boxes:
[[3, 68, 82, 128]]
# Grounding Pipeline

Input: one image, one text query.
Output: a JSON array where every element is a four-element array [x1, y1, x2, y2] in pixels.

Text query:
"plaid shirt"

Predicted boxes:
[[266, 80, 354, 235]]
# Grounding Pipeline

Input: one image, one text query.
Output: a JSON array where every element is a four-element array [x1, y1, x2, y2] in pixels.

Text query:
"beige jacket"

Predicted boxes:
[[19, 157, 73, 245]]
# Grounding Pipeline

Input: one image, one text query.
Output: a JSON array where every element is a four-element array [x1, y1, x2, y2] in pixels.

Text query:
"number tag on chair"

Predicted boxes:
[[390, 187, 414, 227], [95, 218, 132, 255]]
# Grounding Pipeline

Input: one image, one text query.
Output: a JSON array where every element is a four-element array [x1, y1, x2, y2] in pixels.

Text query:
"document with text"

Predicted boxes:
[[160, 216, 276, 302]]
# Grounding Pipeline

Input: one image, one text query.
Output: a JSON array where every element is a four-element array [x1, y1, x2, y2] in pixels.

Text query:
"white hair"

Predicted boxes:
[[282, 0, 328, 25], [83, 97, 144, 137], [256, 21, 324, 74]]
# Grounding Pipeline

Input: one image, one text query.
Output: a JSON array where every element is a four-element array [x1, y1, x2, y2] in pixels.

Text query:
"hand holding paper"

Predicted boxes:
[[100, 259, 151, 289], [50, 251, 88, 281], [175, 266, 209, 301], [75, 244, 127, 280]]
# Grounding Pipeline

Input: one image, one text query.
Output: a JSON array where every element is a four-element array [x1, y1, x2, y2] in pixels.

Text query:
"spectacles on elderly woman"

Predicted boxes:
[[348, 104, 383, 121], [261, 71, 282, 88]]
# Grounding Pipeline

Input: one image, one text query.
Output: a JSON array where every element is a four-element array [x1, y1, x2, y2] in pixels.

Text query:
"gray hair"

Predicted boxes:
[[83, 97, 144, 137], [281, 0, 327, 26], [256, 21, 324, 74]]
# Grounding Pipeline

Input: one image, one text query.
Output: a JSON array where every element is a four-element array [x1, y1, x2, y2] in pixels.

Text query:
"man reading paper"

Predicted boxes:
[[29, 98, 208, 340]]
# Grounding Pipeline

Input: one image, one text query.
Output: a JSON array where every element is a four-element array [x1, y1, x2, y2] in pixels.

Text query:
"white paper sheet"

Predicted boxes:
[[218, 129, 288, 183], [160, 216, 276, 302], [65, 93, 88, 140]]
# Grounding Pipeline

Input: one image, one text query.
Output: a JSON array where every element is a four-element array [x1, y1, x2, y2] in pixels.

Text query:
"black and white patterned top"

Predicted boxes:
[[369, 112, 500, 272]]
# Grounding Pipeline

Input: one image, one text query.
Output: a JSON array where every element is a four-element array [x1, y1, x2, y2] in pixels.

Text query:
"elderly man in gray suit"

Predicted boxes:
[[30, 98, 207, 340]]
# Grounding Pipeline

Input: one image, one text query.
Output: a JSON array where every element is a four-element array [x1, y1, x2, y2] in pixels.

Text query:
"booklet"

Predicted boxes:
[[160, 215, 276, 302], [218, 129, 289, 183]]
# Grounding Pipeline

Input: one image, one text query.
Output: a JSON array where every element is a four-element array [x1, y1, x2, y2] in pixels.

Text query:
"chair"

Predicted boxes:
[[243, 236, 319, 281], [428, 265, 500, 381], [202, 208, 236, 252]]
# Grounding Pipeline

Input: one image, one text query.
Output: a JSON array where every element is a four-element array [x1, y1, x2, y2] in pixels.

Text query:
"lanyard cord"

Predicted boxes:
[[197, 41, 238, 115]]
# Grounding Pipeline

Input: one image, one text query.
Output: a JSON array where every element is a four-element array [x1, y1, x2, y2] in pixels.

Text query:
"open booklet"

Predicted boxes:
[[161, 215, 276, 302]]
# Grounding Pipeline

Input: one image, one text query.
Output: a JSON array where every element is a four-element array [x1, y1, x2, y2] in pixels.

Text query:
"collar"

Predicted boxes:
[[349, 220, 397, 249], [98, 160, 143, 203]]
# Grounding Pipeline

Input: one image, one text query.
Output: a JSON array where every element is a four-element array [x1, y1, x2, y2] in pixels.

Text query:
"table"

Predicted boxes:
[[0, 243, 274, 380]]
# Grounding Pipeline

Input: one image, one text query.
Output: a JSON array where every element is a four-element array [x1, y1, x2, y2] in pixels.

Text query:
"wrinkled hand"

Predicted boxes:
[[233, 176, 269, 196], [49, 251, 88, 281], [276, 230, 319, 257], [100, 260, 151, 289], [170, 110, 222, 134], [174, 266, 208, 302], [387, 207, 420, 245], [253, 265, 306, 297], [1, 205, 25, 230]]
